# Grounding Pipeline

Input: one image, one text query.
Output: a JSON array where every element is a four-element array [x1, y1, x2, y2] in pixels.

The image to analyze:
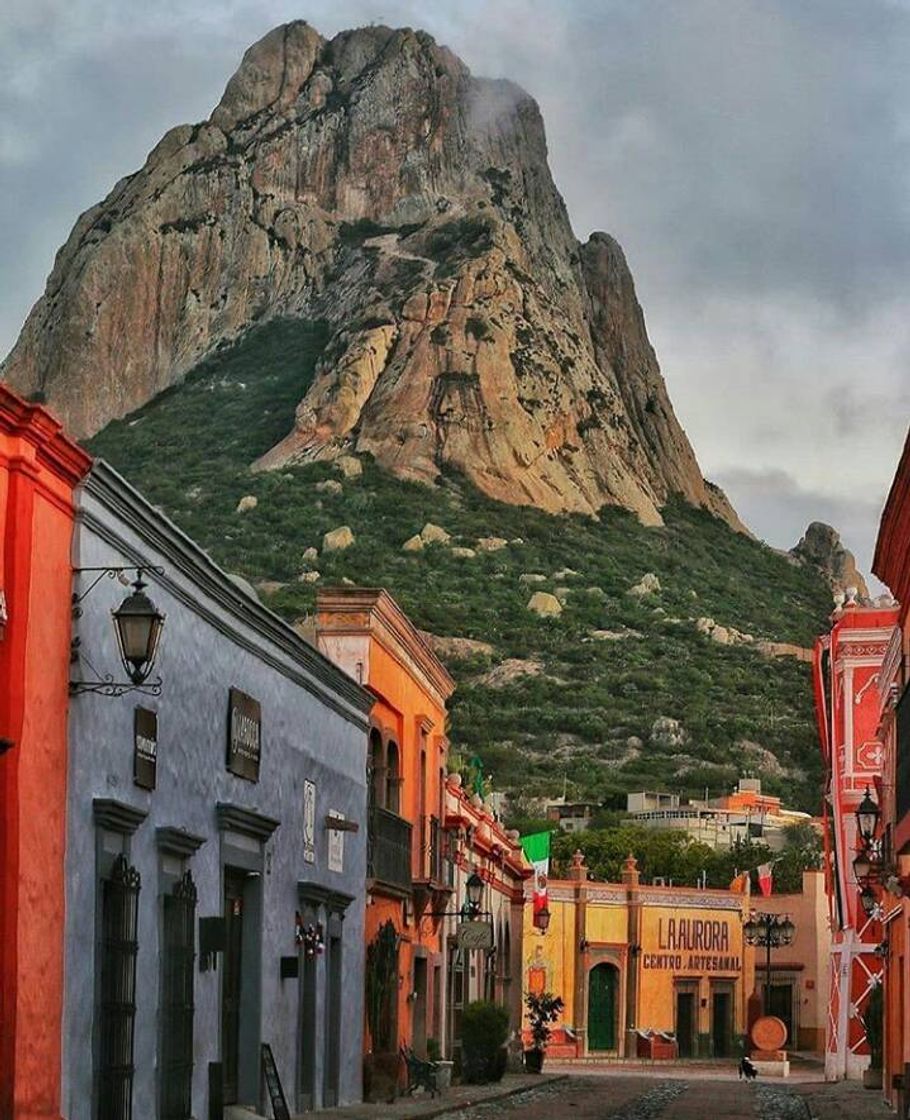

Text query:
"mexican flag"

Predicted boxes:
[[756, 862, 774, 897], [521, 831, 551, 925]]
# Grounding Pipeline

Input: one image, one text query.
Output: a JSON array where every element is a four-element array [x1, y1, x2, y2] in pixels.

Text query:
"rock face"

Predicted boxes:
[[791, 522, 869, 600], [1, 21, 742, 530]]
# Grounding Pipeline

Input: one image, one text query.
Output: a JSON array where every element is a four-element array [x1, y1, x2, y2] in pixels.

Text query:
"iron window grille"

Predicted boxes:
[[97, 853, 141, 1120], [160, 870, 197, 1120]]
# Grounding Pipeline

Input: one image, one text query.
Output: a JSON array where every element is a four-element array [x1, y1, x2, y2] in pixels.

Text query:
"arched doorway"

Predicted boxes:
[[588, 964, 619, 1052]]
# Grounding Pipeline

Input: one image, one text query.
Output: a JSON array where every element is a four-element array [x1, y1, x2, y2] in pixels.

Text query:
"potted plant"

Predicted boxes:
[[863, 983, 884, 1090], [524, 991, 564, 1073]]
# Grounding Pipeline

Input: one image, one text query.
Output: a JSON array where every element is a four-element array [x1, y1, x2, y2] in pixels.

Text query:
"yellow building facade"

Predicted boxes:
[[523, 853, 755, 1059]]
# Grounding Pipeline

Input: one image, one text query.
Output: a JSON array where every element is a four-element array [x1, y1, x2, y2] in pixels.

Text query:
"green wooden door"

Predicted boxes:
[[588, 965, 618, 1051]]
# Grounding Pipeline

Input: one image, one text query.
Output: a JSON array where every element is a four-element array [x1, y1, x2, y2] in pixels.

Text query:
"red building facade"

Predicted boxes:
[[0, 387, 91, 1119], [813, 595, 897, 1080], [873, 425, 910, 1109]]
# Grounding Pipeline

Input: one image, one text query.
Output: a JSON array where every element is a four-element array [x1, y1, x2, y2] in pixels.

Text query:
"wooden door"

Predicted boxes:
[[711, 989, 732, 1057], [587, 965, 618, 1051], [676, 990, 696, 1057]]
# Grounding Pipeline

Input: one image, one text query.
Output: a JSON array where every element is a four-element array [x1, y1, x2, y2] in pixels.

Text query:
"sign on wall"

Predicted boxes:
[[640, 916, 741, 973], [227, 688, 261, 782], [303, 780, 316, 863], [457, 920, 494, 950], [134, 707, 157, 789], [327, 811, 345, 872]]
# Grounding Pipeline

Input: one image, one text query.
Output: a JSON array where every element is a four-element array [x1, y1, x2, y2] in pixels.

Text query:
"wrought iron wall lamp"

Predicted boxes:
[[70, 565, 166, 697]]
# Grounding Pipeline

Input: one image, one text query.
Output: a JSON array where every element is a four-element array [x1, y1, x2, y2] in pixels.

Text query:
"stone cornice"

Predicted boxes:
[[156, 826, 207, 857], [80, 461, 373, 729], [317, 587, 455, 706], [216, 803, 280, 840], [93, 797, 148, 835], [297, 880, 355, 913], [0, 384, 92, 485]]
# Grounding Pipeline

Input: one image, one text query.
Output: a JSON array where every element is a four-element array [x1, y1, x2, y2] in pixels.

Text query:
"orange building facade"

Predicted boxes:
[[443, 775, 529, 1059], [0, 387, 91, 1119], [874, 425, 910, 1110], [813, 595, 898, 1081], [316, 588, 455, 1069]]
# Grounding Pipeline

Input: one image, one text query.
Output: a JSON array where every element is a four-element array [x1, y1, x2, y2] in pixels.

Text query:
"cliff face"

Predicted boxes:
[[1, 21, 742, 528]]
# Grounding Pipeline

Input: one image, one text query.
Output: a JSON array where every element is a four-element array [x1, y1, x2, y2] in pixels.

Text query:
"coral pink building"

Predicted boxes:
[[0, 387, 91, 1118], [813, 594, 898, 1080]]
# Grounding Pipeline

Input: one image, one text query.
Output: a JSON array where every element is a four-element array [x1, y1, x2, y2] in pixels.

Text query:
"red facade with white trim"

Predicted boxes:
[[814, 600, 897, 1079]]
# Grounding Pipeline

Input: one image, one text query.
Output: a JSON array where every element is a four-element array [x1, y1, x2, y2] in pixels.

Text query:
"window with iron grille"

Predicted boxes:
[[97, 853, 141, 1120], [160, 870, 197, 1120]]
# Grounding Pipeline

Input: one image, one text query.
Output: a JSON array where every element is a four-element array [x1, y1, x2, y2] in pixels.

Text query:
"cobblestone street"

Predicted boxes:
[[309, 1072, 896, 1120]]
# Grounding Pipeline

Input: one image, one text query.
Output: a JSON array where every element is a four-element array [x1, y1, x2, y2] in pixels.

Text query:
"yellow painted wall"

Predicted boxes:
[[522, 880, 755, 1055], [637, 905, 749, 1035]]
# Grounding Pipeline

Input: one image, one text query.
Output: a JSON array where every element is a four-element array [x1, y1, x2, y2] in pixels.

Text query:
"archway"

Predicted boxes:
[[588, 963, 619, 1052]]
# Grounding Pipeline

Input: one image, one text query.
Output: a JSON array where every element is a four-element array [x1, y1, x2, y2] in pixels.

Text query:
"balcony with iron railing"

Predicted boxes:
[[416, 815, 455, 891], [368, 806, 412, 894]]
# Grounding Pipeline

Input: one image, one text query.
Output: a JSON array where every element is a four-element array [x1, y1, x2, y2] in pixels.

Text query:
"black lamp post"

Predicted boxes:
[[743, 911, 796, 1016], [112, 574, 166, 685]]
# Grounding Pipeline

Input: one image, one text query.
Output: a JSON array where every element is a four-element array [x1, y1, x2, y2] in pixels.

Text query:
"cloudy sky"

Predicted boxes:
[[2, 0, 908, 584]]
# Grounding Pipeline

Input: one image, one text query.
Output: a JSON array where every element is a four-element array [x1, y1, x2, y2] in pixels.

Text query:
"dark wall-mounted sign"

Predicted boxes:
[[227, 688, 261, 782], [134, 707, 157, 789]]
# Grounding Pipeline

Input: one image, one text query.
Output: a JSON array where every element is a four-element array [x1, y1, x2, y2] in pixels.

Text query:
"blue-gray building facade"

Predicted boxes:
[[62, 461, 372, 1118]]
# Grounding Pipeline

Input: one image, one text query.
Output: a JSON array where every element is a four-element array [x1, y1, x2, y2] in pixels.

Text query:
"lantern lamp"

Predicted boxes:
[[536, 906, 551, 934], [112, 574, 166, 685], [465, 871, 484, 916], [856, 787, 880, 846], [853, 849, 873, 883], [779, 916, 795, 945]]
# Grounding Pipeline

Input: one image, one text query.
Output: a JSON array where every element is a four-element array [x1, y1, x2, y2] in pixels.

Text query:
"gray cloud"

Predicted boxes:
[[1, 0, 908, 573]]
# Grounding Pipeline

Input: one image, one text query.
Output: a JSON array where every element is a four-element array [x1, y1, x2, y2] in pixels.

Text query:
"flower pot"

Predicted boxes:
[[524, 1048, 544, 1074], [435, 1060, 453, 1093], [863, 1067, 883, 1090]]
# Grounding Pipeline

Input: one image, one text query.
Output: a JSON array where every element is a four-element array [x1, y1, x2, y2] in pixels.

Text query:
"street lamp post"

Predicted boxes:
[[743, 912, 796, 1016]]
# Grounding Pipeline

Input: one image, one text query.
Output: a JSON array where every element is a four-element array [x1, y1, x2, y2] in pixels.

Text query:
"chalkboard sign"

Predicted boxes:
[[261, 1043, 290, 1120]]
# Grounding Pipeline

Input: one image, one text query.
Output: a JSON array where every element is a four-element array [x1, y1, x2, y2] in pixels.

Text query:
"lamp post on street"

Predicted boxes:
[[743, 912, 795, 1016]]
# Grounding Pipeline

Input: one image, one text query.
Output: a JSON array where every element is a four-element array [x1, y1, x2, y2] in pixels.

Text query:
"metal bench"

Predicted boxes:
[[400, 1046, 439, 1097]]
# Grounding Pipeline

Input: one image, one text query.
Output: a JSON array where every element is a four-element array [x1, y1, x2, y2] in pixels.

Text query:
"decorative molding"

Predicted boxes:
[[297, 881, 354, 914], [80, 462, 373, 727], [216, 802, 280, 840], [639, 891, 742, 910], [156, 826, 207, 857], [585, 889, 627, 904], [316, 587, 455, 706], [93, 797, 148, 835], [298, 881, 332, 906], [328, 889, 355, 914]]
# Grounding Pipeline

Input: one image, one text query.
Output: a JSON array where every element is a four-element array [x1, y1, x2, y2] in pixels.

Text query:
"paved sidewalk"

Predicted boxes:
[[307, 1073, 567, 1120]]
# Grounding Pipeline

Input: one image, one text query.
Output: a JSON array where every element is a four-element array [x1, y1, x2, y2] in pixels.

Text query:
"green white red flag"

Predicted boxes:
[[756, 862, 774, 897], [520, 830, 551, 924]]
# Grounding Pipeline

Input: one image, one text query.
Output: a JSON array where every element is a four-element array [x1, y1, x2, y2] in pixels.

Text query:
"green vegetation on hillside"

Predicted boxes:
[[89, 318, 832, 812]]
